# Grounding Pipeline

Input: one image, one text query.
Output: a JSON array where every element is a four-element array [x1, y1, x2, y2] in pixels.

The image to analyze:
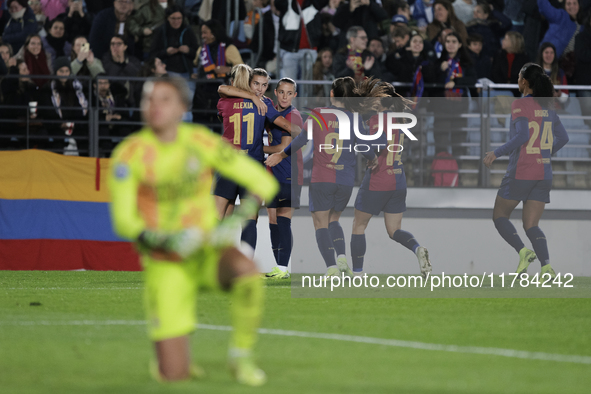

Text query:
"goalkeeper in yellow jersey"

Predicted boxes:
[[108, 76, 278, 386]]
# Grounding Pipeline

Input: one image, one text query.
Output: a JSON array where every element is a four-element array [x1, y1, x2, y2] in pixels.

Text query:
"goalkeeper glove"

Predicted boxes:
[[138, 228, 205, 259]]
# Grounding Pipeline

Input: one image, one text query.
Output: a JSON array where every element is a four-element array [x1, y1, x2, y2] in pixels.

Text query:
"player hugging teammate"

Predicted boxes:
[[214, 65, 301, 260], [266, 77, 432, 278]]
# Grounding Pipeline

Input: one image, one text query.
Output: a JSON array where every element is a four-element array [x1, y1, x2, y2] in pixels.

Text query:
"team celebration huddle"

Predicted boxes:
[[108, 60, 567, 385]]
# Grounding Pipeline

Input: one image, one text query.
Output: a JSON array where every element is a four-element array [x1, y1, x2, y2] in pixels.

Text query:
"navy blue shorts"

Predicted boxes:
[[213, 174, 247, 202], [355, 188, 407, 215], [267, 183, 302, 209], [497, 177, 551, 203], [309, 182, 353, 212]]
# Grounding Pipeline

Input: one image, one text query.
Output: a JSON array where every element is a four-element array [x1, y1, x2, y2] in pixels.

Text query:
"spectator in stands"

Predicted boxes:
[[332, 0, 390, 48], [41, 18, 71, 66], [574, 10, 591, 120], [466, 1, 512, 59], [70, 36, 105, 77], [389, 25, 411, 52], [194, 19, 242, 80], [89, 0, 136, 60], [538, 0, 582, 59], [537, 42, 569, 99], [466, 33, 492, 79], [57, 0, 92, 43], [244, 0, 263, 46], [40, 0, 68, 21], [434, 31, 476, 156], [133, 55, 166, 106], [275, 0, 327, 80], [192, 19, 242, 121], [321, 0, 341, 15], [209, 0, 246, 32], [391, 14, 409, 29], [368, 37, 394, 81], [28, 0, 47, 32], [318, 11, 340, 53], [387, 30, 437, 98], [392, 0, 416, 28], [2, 0, 39, 52], [333, 26, 384, 81], [433, 27, 453, 58], [412, 0, 435, 32], [427, 0, 468, 44], [247, 0, 276, 69], [0, 59, 39, 148], [94, 73, 131, 154], [0, 42, 16, 68], [0, 60, 39, 118], [150, 6, 197, 78], [452, 0, 475, 24], [14, 34, 52, 87], [102, 33, 141, 102], [128, 0, 165, 60], [102, 34, 141, 78], [37, 56, 88, 154], [312, 47, 334, 96], [491, 31, 528, 95]]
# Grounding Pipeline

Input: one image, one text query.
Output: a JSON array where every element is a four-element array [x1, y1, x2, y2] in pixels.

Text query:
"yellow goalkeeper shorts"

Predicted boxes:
[[141, 245, 222, 342]]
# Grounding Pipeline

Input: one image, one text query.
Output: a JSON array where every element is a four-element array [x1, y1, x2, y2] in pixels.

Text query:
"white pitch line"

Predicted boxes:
[[1, 320, 590, 365], [4, 287, 143, 290]]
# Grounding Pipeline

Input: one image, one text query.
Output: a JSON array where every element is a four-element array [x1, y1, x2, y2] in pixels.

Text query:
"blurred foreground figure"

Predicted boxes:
[[108, 76, 278, 386]]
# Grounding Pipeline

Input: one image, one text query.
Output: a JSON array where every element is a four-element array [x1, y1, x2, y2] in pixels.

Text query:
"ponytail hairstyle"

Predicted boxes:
[[230, 64, 254, 92], [331, 77, 388, 112], [520, 62, 555, 106], [379, 82, 413, 113]]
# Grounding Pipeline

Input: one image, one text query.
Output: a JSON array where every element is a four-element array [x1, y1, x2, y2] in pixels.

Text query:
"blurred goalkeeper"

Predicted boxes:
[[108, 76, 278, 386]]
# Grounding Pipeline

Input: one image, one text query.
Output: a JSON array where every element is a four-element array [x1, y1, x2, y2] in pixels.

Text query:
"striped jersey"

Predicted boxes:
[[495, 96, 569, 180], [360, 113, 407, 191], [267, 105, 303, 185]]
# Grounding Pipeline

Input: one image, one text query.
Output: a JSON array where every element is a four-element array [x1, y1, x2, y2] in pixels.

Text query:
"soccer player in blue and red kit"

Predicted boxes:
[[484, 63, 569, 278], [215, 65, 299, 256], [267, 77, 385, 277], [264, 78, 304, 279], [351, 83, 432, 278]]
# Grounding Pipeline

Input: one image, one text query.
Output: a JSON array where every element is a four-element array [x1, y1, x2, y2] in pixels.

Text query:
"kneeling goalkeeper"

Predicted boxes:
[[108, 76, 278, 386]]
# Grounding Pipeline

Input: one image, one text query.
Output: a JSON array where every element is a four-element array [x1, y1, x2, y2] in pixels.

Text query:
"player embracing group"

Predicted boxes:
[[213, 64, 432, 280], [107, 61, 567, 386]]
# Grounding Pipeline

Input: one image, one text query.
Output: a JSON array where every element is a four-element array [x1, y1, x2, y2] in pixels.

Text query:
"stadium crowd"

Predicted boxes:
[[1, 0, 591, 155]]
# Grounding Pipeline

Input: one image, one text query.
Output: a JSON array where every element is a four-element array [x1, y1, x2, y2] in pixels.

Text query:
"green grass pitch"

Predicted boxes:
[[1, 271, 590, 394]]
